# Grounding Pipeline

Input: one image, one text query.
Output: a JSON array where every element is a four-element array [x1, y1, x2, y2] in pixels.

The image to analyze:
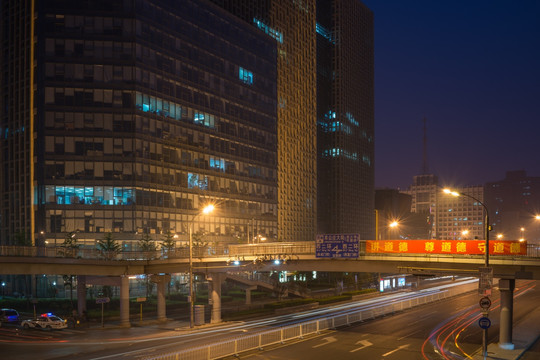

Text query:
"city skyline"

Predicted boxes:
[[365, 0, 540, 189]]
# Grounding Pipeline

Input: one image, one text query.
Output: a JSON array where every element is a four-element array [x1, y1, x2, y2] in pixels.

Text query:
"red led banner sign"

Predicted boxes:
[[365, 240, 527, 255]]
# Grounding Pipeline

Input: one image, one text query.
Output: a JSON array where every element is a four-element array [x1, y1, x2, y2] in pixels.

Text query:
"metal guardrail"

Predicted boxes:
[[144, 281, 478, 360]]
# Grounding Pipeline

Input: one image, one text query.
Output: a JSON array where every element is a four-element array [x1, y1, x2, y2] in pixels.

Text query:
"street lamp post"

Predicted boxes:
[[444, 188, 490, 358], [189, 204, 215, 328], [443, 189, 489, 266]]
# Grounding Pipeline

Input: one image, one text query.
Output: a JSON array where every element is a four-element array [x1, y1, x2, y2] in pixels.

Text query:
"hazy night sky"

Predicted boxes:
[[362, 0, 540, 190]]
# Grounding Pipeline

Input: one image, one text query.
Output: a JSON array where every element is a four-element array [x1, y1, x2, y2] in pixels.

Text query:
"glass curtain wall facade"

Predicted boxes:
[[210, 0, 318, 242], [316, 0, 375, 239], [1, 0, 278, 247], [0, 0, 36, 245]]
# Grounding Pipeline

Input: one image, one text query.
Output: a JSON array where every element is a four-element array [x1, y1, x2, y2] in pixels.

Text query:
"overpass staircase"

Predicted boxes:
[[225, 272, 310, 298]]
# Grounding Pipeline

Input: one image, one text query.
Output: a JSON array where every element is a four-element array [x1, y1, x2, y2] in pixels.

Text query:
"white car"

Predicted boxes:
[[21, 313, 67, 330]]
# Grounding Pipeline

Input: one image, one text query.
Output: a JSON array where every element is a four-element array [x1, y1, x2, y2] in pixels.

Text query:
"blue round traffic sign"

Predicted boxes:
[[478, 317, 491, 329]]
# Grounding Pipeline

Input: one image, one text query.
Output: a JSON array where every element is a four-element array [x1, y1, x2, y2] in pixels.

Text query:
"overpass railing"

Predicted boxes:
[[144, 280, 478, 360], [1, 242, 539, 260], [0, 245, 229, 260]]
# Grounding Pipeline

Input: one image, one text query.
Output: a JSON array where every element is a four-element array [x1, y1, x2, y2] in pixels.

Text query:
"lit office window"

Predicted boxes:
[[253, 18, 283, 43], [239, 67, 253, 85]]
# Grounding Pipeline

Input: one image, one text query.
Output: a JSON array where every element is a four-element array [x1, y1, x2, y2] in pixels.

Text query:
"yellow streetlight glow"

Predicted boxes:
[[202, 204, 215, 214], [462, 230, 469, 236], [536, 215, 540, 220], [443, 188, 460, 197], [497, 234, 503, 239], [389, 221, 399, 228]]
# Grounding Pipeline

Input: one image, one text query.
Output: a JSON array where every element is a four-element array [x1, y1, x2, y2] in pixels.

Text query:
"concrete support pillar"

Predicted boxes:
[[210, 273, 224, 324], [119, 275, 130, 327], [156, 277, 167, 322], [77, 275, 87, 317], [245, 286, 257, 305], [498, 279, 515, 350]]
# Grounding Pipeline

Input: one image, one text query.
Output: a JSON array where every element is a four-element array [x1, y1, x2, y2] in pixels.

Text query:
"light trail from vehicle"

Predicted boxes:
[[421, 280, 537, 359]]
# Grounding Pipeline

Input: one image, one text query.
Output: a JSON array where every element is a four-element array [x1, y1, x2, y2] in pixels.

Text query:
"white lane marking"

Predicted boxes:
[[397, 329, 423, 340], [350, 339, 373, 353], [312, 336, 337, 348], [382, 344, 410, 357]]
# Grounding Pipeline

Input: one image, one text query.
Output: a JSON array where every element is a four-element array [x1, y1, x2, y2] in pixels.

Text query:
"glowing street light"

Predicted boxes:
[[443, 188, 490, 266], [497, 234, 503, 240], [189, 204, 215, 328]]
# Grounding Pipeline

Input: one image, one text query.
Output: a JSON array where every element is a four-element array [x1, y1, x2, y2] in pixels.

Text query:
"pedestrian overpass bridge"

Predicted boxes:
[[1, 240, 540, 350], [2, 241, 540, 279]]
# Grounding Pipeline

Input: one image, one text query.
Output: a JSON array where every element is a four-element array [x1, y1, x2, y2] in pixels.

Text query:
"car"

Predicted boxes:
[[21, 313, 67, 330], [0, 308, 20, 324]]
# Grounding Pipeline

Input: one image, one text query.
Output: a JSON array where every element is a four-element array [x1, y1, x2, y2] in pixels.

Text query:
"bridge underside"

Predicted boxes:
[[2, 255, 540, 280]]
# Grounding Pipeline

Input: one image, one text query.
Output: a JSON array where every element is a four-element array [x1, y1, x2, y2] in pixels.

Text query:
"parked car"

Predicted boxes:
[[0, 308, 20, 325], [21, 313, 67, 330]]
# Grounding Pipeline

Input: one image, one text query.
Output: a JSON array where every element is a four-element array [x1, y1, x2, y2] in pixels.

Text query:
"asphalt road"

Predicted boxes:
[[223, 280, 540, 360], [1, 280, 539, 360]]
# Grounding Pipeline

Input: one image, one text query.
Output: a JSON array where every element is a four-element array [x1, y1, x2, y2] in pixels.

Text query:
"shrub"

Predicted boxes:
[[342, 289, 377, 296], [263, 298, 317, 310], [317, 295, 351, 305]]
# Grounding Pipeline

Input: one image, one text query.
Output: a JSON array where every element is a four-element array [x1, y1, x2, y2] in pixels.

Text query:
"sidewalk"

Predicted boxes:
[[473, 307, 540, 359]]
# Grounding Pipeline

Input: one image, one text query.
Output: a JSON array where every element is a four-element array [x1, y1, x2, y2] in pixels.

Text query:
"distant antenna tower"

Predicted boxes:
[[422, 117, 429, 174]]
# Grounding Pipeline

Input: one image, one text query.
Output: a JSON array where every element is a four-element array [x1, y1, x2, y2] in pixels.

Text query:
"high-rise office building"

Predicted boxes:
[[0, 0, 279, 247], [316, 0, 374, 239], [209, 0, 318, 242]]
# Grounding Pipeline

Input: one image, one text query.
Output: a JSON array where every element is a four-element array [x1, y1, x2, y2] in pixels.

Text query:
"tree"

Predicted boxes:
[[58, 231, 80, 257], [138, 233, 157, 297], [160, 230, 176, 257], [63, 274, 76, 308], [97, 232, 121, 260], [138, 233, 157, 260], [192, 231, 209, 258]]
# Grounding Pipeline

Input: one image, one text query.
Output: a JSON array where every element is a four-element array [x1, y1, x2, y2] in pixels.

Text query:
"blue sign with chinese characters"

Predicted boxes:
[[316, 234, 360, 258]]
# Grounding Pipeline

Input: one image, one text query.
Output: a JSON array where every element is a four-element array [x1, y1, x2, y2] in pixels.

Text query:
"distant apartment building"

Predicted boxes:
[[437, 185, 485, 240], [404, 174, 439, 238], [0, 0, 279, 247], [485, 170, 540, 242], [404, 174, 486, 240]]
